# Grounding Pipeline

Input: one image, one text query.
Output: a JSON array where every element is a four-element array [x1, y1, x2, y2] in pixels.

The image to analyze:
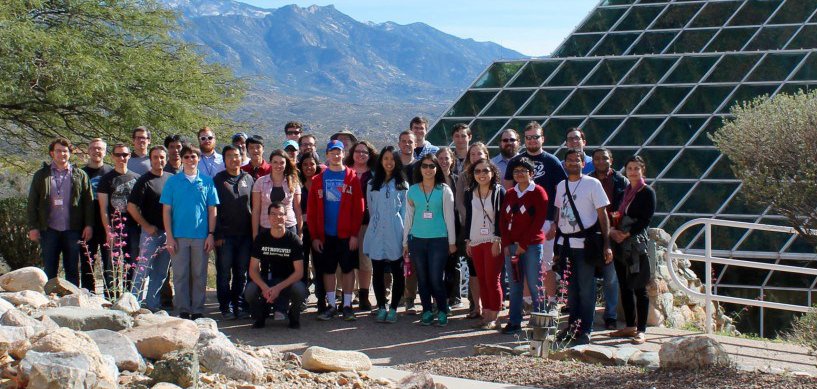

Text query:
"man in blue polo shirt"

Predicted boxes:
[[161, 144, 219, 320]]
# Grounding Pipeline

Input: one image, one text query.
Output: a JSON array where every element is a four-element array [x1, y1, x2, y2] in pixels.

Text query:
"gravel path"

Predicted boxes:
[[396, 355, 817, 389]]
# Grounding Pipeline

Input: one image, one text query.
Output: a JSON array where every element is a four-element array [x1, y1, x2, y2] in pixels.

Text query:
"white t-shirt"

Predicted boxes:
[[554, 175, 610, 249]]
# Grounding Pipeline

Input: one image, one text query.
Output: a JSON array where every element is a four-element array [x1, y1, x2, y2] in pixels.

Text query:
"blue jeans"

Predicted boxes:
[[216, 234, 252, 314], [408, 237, 449, 314], [563, 246, 597, 335], [504, 243, 543, 326], [130, 229, 170, 311], [41, 229, 81, 286], [600, 261, 619, 322]]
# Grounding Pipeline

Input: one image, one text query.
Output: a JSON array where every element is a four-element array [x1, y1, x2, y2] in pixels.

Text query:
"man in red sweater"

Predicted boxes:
[[307, 140, 364, 321]]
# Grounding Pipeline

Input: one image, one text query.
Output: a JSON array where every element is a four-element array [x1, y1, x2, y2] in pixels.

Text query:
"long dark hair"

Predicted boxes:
[[413, 153, 446, 186], [268, 149, 299, 192], [343, 140, 378, 169], [296, 151, 323, 185], [467, 158, 500, 191], [371, 146, 407, 191]]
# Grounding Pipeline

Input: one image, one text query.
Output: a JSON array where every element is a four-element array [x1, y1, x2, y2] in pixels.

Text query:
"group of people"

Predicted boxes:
[[26, 117, 656, 345]]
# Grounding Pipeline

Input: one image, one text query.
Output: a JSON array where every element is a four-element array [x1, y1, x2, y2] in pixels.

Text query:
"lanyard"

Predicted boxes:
[[53, 168, 69, 197], [421, 183, 435, 211], [477, 186, 493, 226]]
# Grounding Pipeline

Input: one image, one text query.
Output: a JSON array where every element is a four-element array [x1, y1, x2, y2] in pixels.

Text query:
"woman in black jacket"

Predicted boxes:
[[607, 155, 656, 344]]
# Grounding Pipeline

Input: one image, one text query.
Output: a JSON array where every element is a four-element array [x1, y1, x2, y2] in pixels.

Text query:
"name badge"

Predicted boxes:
[[53, 199, 64, 206], [480, 227, 490, 235], [423, 211, 433, 219]]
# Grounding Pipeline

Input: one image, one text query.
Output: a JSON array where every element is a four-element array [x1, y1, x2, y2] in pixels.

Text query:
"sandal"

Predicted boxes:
[[608, 327, 637, 338], [466, 311, 482, 319], [632, 332, 647, 344]]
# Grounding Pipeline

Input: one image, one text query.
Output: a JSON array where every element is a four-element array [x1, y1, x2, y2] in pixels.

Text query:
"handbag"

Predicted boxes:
[[564, 180, 606, 267]]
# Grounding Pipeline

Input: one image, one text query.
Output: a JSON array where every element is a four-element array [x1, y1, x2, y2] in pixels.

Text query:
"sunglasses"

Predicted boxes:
[[525, 135, 542, 140], [420, 163, 437, 169], [113, 153, 129, 158], [286, 131, 301, 136], [474, 168, 491, 175], [183, 154, 198, 160], [199, 136, 214, 141], [501, 138, 518, 143]]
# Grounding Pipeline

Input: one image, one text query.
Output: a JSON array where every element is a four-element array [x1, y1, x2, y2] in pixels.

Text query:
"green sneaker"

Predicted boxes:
[[436, 311, 448, 327], [375, 308, 387, 323], [385, 308, 398, 323], [421, 311, 434, 326]]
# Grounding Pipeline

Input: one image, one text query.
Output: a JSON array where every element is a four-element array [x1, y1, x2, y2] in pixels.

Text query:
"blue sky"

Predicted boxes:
[[239, 1, 600, 57]]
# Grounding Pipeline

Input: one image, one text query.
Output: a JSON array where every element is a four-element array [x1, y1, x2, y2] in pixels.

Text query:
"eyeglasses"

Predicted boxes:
[[183, 155, 198, 160], [134, 136, 150, 141], [567, 136, 583, 142], [525, 135, 542, 140], [420, 163, 437, 170], [501, 138, 518, 143], [512, 169, 530, 175], [474, 168, 491, 175], [199, 136, 214, 141], [113, 153, 129, 158], [354, 150, 369, 155]]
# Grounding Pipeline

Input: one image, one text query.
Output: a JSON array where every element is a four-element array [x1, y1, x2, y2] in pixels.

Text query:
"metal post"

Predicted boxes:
[[705, 222, 713, 334]]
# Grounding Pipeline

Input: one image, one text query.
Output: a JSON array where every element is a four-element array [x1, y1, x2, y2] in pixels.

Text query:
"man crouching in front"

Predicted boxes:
[[245, 201, 306, 329]]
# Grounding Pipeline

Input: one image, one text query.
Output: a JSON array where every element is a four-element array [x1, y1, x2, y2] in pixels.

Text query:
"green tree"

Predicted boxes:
[[712, 90, 817, 245], [0, 0, 245, 161]]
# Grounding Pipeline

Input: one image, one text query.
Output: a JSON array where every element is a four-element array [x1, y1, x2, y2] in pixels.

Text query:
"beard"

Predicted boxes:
[[500, 145, 516, 158]]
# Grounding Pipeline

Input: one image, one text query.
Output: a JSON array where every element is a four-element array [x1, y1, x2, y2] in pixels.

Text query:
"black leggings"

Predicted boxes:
[[372, 259, 405, 310], [615, 261, 649, 332]]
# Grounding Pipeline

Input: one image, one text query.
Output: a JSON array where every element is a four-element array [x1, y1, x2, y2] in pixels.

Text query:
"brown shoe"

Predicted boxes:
[[632, 332, 647, 344], [608, 327, 637, 338]]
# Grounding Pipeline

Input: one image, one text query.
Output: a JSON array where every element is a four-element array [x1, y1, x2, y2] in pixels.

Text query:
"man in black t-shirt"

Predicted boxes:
[[245, 202, 306, 329], [82, 138, 113, 292]]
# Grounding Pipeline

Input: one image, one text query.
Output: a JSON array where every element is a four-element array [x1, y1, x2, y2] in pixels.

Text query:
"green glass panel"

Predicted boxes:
[[770, 1, 817, 24], [543, 119, 584, 147], [428, 119, 467, 146], [747, 53, 805, 81], [705, 156, 736, 180], [614, 5, 664, 31], [445, 91, 497, 117], [744, 26, 798, 51], [728, 0, 783, 26], [678, 182, 740, 213], [546, 60, 599, 86], [792, 53, 817, 81], [609, 117, 664, 146], [736, 224, 791, 252], [664, 29, 717, 54], [472, 62, 524, 88], [629, 31, 677, 55], [664, 56, 719, 84], [649, 117, 705, 145], [622, 57, 678, 84], [508, 61, 561, 88], [636, 86, 692, 114], [784, 235, 817, 255], [678, 86, 734, 114], [635, 149, 679, 178], [721, 188, 767, 214], [482, 90, 534, 117], [707, 224, 748, 251], [596, 87, 651, 115], [470, 119, 511, 145], [578, 7, 627, 33], [651, 3, 703, 29], [609, 148, 640, 171], [692, 117, 725, 146], [590, 33, 639, 56], [786, 25, 817, 49], [705, 54, 762, 83], [487, 118, 537, 148], [585, 59, 639, 85], [720, 85, 779, 113], [553, 34, 603, 57], [663, 149, 720, 178], [705, 27, 757, 52], [652, 183, 694, 213], [581, 118, 622, 146], [689, 1, 742, 27], [556, 88, 610, 116], [768, 262, 816, 288], [519, 89, 572, 116]]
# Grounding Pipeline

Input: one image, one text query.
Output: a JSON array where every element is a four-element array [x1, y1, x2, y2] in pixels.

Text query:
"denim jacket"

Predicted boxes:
[[362, 179, 407, 260]]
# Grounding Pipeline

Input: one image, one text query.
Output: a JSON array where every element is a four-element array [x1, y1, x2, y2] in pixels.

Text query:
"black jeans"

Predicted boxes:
[[372, 259, 405, 310], [615, 260, 649, 332], [244, 278, 307, 323]]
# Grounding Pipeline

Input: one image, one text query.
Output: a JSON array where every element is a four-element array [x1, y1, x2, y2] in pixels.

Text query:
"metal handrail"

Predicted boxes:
[[666, 218, 817, 334]]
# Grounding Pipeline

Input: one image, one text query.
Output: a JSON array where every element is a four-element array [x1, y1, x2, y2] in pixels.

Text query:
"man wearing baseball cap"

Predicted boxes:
[[330, 130, 358, 151], [307, 140, 364, 321]]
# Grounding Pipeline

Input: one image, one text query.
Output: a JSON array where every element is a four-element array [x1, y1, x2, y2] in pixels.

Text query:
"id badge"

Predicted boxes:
[[53, 199, 64, 206], [480, 227, 490, 235], [423, 211, 433, 219]]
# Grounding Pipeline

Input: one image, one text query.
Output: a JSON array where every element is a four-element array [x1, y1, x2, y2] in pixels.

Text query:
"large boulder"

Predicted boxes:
[[85, 329, 145, 372], [19, 350, 117, 389], [0, 267, 47, 293], [43, 277, 81, 297], [133, 312, 178, 327], [196, 329, 265, 383], [56, 292, 107, 310], [301, 346, 372, 372], [0, 308, 40, 328], [26, 327, 118, 387], [659, 336, 731, 370], [0, 325, 37, 358], [112, 292, 141, 315], [120, 318, 199, 360], [0, 290, 50, 308], [44, 306, 132, 331], [149, 349, 199, 389]]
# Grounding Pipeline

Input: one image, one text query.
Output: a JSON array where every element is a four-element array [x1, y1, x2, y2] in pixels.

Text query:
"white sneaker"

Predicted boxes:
[[273, 311, 286, 321]]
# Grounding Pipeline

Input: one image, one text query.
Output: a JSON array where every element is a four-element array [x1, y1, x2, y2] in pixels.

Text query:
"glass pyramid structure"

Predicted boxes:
[[428, 0, 817, 336]]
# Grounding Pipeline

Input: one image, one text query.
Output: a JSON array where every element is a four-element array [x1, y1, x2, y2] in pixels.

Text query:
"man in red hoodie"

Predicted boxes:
[[307, 140, 364, 321]]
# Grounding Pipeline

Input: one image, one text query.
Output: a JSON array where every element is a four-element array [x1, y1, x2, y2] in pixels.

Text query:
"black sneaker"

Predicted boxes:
[[605, 319, 618, 331], [288, 308, 301, 329], [252, 319, 266, 329], [317, 306, 337, 321], [501, 323, 522, 334], [191, 313, 203, 321], [221, 311, 235, 320], [358, 299, 372, 311], [568, 333, 591, 346], [342, 306, 357, 321], [179, 312, 191, 320]]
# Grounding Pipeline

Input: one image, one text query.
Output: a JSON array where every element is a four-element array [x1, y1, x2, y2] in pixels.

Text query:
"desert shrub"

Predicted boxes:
[[787, 305, 817, 357], [0, 197, 41, 270]]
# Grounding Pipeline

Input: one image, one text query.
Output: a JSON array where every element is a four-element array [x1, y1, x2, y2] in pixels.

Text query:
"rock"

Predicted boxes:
[[647, 303, 665, 327], [629, 351, 660, 369], [43, 278, 81, 297], [151, 384, 183, 389], [646, 279, 669, 298], [196, 329, 265, 383], [658, 293, 674, 315], [149, 349, 199, 389], [282, 351, 301, 366], [548, 346, 584, 362], [26, 327, 118, 387], [86, 329, 146, 372], [301, 346, 372, 372], [613, 347, 641, 366], [44, 306, 132, 331], [659, 336, 731, 370], [473, 344, 515, 356], [121, 318, 199, 360], [0, 267, 47, 293], [666, 308, 687, 328], [194, 317, 218, 332], [580, 345, 616, 365], [19, 350, 117, 389], [0, 298, 15, 316], [0, 290, 49, 308], [0, 309, 40, 328], [0, 325, 36, 357], [397, 372, 435, 389], [112, 292, 141, 314], [56, 292, 105, 309], [133, 312, 179, 327]]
